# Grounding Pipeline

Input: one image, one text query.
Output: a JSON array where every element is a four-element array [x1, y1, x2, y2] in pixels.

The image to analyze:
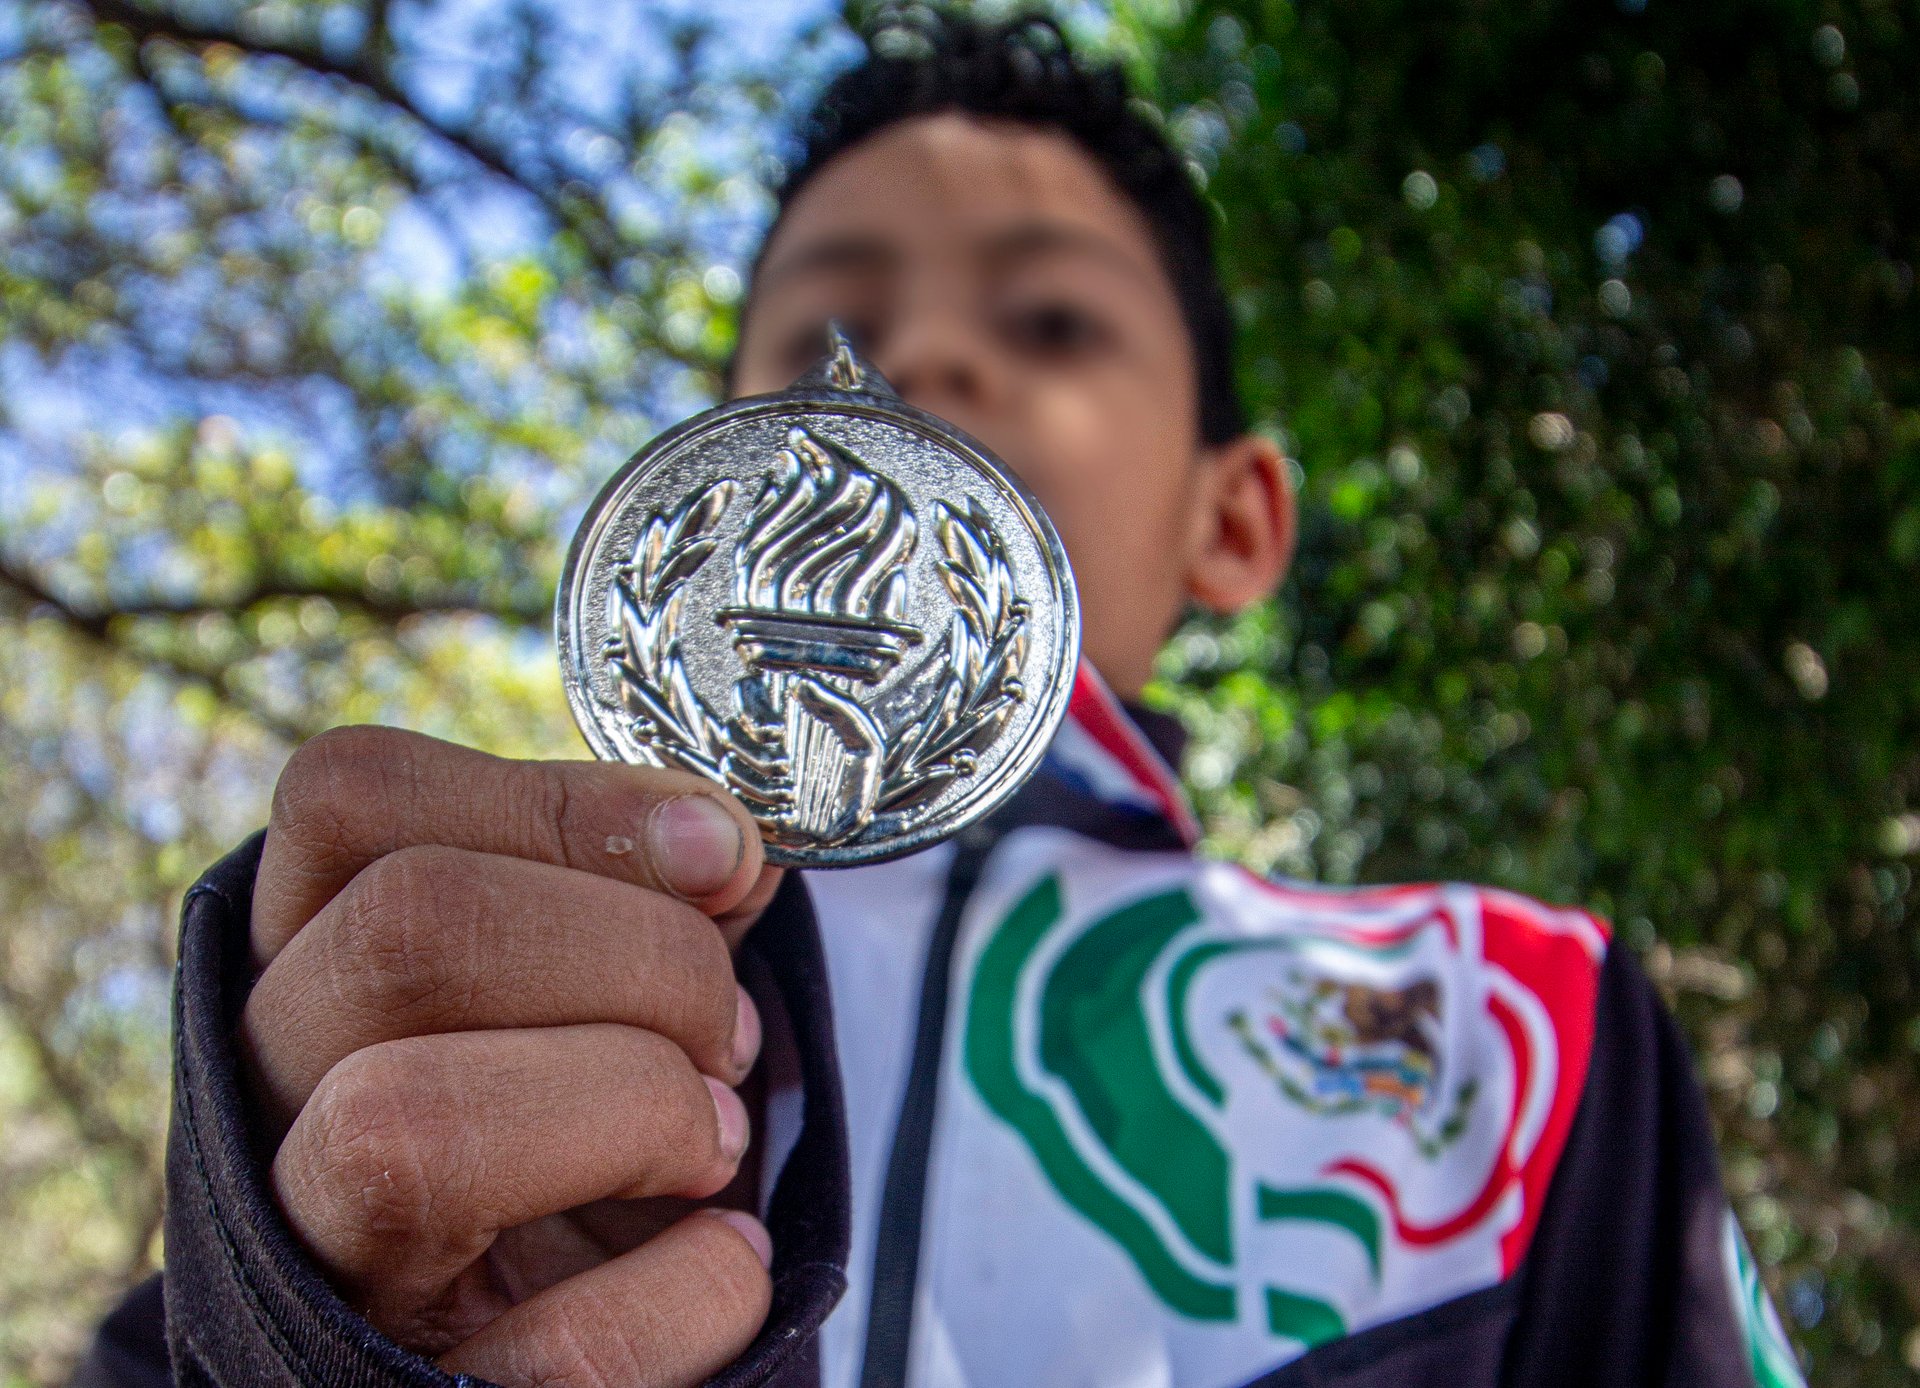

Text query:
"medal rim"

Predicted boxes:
[[557, 382, 1081, 869]]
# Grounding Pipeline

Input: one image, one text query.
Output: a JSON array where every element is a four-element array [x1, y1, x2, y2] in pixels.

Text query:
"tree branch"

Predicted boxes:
[[0, 558, 547, 631], [106, 577, 551, 626], [77, 0, 629, 278], [0, 561, 318, 742], [127, 34, 436, 204]]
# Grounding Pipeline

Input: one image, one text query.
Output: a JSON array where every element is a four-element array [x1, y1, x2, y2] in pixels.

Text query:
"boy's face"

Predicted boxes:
[[730, 113, 1289, 698]]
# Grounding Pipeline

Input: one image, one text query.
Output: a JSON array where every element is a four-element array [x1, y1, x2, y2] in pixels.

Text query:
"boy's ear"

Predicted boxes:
[[1183, 430, 1296, 615]]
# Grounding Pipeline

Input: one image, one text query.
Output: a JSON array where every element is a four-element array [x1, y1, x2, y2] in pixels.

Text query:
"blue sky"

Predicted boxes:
[[0, 0, 859, 537]]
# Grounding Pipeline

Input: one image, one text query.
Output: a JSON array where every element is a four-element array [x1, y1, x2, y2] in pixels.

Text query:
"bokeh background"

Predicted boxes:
[[2, 0, 1915, 1382]]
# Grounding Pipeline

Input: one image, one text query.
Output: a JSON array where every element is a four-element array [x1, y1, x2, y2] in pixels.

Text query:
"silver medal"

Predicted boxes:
[[557, 323, 1080, 868]]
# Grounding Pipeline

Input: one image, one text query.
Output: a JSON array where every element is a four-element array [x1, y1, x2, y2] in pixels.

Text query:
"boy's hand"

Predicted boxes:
[[236, 725, 785, 1388]]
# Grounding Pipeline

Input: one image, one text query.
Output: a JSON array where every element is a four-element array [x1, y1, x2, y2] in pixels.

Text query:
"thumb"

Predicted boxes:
[[716, 864, 786, 950]]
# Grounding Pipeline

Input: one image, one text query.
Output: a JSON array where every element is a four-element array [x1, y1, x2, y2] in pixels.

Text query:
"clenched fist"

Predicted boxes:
[[236, 725, 786, 1388]]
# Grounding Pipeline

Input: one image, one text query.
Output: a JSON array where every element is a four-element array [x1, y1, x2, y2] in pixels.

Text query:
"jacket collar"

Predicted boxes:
[[1029, 661, 1200, 849]]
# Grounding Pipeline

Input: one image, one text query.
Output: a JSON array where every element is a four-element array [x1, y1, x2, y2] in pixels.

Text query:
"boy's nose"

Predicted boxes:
[[874, 315, 1005, 424]]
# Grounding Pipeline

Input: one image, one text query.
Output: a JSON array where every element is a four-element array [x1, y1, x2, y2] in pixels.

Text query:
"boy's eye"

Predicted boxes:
[[999, 301, 1112, 359]]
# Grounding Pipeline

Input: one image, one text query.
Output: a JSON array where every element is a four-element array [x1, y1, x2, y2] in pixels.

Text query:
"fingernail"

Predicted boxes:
[[711, 1209, 773, 1268], [648, 794, 743, 900], [706, 1075, 749, 1164], [731, 986, 762, 1080]]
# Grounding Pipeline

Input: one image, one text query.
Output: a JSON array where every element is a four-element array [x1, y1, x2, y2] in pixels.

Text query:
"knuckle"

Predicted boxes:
[[299, 1045, 444, 1242], [329, 847, 477, 1021], [609, 1022, 696, 1099], [271, 726, 406, 867], [535, 1302, 640, 1388], [497, 759, 591, 876], [532, 763, 586, 870]]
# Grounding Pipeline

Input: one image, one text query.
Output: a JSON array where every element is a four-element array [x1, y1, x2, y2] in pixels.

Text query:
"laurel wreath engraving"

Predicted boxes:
[[876, 499, 1030, 814], [603, 483, 1030, 842], [604, 479, 737, 780]]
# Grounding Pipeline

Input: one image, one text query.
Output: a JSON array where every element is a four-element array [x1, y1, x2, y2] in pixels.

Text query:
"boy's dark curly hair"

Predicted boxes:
[[730, 6, 1247, 446]]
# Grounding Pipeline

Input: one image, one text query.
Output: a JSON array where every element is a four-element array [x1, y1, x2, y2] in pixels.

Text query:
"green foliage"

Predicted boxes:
[[3, 0, 1914, 1382], [0, 0, 841, 1380], [1125, 0, 1919, 1378]]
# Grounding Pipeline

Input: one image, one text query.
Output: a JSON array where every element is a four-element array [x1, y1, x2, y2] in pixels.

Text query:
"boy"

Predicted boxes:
[[76, 11, 1803, 1388]]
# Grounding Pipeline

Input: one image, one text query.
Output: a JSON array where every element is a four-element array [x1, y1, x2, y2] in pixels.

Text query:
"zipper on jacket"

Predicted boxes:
[[856, 820, 1000, 1388]]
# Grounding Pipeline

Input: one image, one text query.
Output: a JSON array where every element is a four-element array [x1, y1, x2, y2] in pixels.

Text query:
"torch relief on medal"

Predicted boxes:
[[558, 389, 1078, 868]]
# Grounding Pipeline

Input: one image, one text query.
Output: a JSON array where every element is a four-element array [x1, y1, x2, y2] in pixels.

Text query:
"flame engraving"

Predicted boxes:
[[733, 425, 917, 625], [605, 422, 1030, 852]]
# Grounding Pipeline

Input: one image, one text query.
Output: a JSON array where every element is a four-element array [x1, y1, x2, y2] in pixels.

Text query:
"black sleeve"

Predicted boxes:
[[67, 1274, 169, 1388], [1499, 943, 1800, 1388], [74, 833, 850, 1388]]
